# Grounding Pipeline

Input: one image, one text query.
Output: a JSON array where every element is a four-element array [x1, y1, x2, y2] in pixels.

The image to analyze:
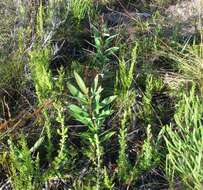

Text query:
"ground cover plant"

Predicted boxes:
[[0, 0, 203, 189]]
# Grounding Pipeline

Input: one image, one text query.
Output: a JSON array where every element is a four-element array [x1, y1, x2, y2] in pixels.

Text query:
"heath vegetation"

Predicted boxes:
[[0, 0, 203, 189]]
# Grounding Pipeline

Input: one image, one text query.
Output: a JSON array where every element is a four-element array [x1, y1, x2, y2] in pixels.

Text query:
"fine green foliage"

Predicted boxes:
[[0, 0, 18, 58], [0, 56, 24, 89], [70, 0, 93, 22], [29, 48, 53, 104], [36, 1, 44, 38], [142, 75, 154, 124], [29, 47, 53, 159], [8, 125, 69, 189], [103, 167, 114, 190], [164, 86, 203, 190], [30, 49, 69, 171], [1, 1, 203, 189], [117, 110, 130, 182], [8, 135, 43, 190], [115, 45, 138, 183], [115, 44, 137, 102], [141, 75, 164, 125], [137, 125, 159, 171], [180, 43, 203, 95], [52, 101, 68, 172], [8, 94, 69, 188]]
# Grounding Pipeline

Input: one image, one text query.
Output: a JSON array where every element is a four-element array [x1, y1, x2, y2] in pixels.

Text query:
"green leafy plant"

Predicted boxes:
[[122, 125, 160, 188], [67, 71, 116, 189], [90, 24, 119, 71]]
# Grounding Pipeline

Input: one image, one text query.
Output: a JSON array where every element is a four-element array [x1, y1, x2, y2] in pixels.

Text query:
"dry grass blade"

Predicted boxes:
[[0, 100, 52, 134]]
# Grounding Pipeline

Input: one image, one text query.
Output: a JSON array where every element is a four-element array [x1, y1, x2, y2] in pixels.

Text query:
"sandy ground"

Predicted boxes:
[[165, 0, 203, 35]]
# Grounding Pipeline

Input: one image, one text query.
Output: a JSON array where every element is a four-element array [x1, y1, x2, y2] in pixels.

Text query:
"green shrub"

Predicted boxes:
[[115, 45, 137, 183], [29, 48, 53, 104], [7, 97, 68, 189], [8, 135, 43, 190], [67, 71, 116, 189], [90, 24, 119, 71]]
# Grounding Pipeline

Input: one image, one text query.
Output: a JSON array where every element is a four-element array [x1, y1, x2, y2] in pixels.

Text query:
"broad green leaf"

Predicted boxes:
[[69, 114, 91, 126], [67, 82, 80, 96], [67, 82, 88, 104], [68, 104, 88, 116], [74, 71, 88, 95], [68, 104, 93, 127], [101, 96, 117, 107], [73, 114, 91, 126], [99, 109, 114, 118]]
